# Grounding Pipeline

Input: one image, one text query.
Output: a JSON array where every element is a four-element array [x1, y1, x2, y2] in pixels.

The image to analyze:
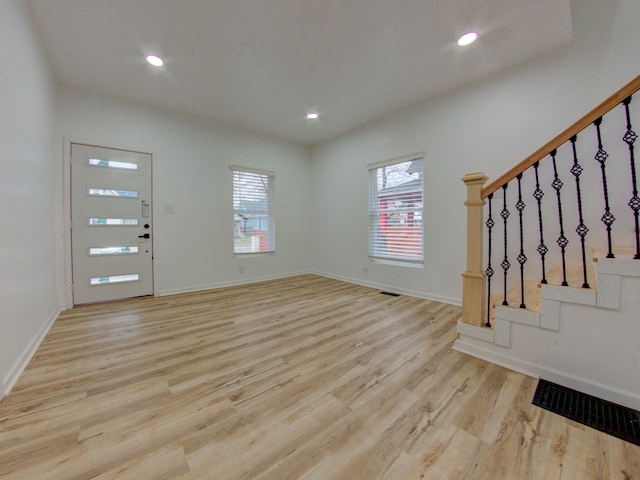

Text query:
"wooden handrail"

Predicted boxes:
[[482, 75, 640, 198]]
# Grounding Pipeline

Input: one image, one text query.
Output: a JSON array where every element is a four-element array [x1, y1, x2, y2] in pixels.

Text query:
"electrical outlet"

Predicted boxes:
[[239, 266, 244, 274], [363, 266, 368, 275]]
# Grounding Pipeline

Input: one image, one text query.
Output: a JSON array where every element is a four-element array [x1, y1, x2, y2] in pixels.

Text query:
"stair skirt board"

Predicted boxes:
[[532, 379, 640, 446]]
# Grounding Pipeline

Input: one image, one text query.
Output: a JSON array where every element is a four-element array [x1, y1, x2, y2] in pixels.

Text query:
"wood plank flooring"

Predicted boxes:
[[1, 275, 638, 479]]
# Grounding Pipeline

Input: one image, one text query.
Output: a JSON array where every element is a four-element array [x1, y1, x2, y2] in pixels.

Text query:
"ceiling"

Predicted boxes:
[[26, 0, 573, 146]]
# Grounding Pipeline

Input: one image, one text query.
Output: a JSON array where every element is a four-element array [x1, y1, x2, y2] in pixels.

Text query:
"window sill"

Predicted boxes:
[[369, 257, 424, 268], [234, 251, 275, 258]]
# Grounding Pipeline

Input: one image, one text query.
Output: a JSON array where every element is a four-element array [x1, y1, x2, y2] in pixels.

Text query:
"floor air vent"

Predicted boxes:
[[380, 291, 400, 297], [532, 379, 640, 446]]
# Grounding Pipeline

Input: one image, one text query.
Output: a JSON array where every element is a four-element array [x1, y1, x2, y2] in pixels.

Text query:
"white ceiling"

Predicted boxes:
[[27, 0, 573, 146]]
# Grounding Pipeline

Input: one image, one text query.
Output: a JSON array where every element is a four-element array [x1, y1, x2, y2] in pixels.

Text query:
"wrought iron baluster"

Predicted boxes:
[[516, 174, 527, 308], [594, 117, 616, 258], [485, 193, 495, 327], [623, 96, 640, 259], [570, 135, 590, 288], [533, 162, 548, 284], [500, 184, 510, 305], [551, 149, 569, 286]]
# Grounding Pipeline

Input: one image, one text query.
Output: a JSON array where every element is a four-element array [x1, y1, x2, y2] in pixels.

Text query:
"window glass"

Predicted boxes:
[[90, 274, 140, 285], [89, 246, 139, 256], [368, 156, 424, 265], [88, 158, 138, 170], [232, 167, 275, 254], [88, 218, 139, 226], [88, 188, 138, 198]]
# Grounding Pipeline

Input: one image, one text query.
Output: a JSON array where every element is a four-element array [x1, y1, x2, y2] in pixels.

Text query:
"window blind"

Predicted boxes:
[[368, 158, 424, 264], [232, 167, 275, 254]]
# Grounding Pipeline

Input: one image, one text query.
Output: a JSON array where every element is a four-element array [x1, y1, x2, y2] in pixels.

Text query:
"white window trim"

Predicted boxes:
[[229, 165, 275, 177], [231, 166, 276, 256], [368, 154, 424, 267], [367, 151, 424, 170]]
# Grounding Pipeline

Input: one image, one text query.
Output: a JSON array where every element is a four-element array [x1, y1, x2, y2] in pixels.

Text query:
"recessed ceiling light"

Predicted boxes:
[[306, 112, 319, 120], [145, 54, 164, 67], [457, 32, 478, 47]]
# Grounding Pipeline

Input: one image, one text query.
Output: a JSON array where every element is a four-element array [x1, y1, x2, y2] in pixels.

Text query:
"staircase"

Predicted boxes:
[[456, 76, 640, 411]]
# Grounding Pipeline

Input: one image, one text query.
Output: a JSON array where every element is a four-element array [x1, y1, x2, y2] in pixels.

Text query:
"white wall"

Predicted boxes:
[[309, 0, 640, 303], [55, 87, 311, 299], [0, 0, 60, 397]]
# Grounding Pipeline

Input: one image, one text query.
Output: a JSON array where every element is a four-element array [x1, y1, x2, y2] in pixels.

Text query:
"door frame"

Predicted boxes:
[[63, 138, 158, 307]]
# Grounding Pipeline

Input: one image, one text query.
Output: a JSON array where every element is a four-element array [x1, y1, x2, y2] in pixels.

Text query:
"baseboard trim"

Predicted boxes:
[[453, 338, 640, 411], [156, 271, 309, 297], [158, 269, 462, 306], [309, 269, 462, 306], [2, 305, 64, 399]]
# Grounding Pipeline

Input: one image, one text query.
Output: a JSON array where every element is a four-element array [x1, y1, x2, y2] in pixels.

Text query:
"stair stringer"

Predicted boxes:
[[454, 257, 640, 410]]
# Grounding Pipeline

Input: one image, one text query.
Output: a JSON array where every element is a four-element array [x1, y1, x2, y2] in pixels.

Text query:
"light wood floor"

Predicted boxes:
[[1, 275, 638, 479]]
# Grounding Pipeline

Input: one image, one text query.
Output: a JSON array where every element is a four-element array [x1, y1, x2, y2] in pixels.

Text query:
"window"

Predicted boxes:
[[90, 274, 139, 285], [87, 188, 139, 198], [89, 246, 139, 256], [88, 218, 139, 226], [231, 166, 275, 254], [368, 153, 424, 265], [88, 158, 138, 170]]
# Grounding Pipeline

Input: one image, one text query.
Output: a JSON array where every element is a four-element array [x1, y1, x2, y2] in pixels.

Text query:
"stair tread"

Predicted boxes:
[[592, 246, 639, 260], [488, 263, 596, 323], [545, 264, 596, 289], [490, 280, 541, 317]]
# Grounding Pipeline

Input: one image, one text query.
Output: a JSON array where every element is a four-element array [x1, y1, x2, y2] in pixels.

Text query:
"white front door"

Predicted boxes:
[[71, 144, 153, 304]]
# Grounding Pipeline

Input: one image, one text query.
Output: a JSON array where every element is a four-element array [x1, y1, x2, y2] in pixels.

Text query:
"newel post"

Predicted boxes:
[[461, 172, 488, 326]]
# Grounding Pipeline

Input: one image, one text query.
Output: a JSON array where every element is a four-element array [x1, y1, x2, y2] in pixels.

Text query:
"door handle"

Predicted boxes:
[[138, 233, 150, 239]]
